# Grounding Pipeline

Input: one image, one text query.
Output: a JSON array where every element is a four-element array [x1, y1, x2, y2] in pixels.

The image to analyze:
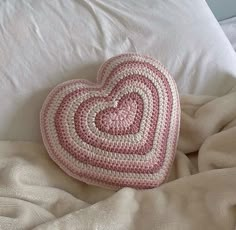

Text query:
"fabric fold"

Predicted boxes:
[[1, 90, 236, 229]]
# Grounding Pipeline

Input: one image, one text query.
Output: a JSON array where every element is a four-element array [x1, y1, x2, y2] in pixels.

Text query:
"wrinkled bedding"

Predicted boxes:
[[1, 1, 236, 229], [1, 89, 236, 229]]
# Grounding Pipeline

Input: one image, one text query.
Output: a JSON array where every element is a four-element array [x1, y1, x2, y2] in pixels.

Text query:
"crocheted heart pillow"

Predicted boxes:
[[40, 53, 180, 189]]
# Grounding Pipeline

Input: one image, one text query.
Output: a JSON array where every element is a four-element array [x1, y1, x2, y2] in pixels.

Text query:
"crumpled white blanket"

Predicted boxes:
[[1, 88, 236, 229]]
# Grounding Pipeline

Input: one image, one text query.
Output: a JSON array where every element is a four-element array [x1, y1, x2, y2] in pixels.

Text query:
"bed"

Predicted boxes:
[[1, 0, 236, 229]]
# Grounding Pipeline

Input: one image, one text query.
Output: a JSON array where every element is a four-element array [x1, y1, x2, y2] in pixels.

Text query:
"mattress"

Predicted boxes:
[[0, 0, 236, 142]]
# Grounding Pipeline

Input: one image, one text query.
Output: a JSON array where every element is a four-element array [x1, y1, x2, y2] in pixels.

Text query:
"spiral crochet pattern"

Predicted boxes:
[[40, 53, 180, 189]]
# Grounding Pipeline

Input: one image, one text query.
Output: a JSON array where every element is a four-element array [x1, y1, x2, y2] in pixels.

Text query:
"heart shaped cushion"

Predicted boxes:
[[40, 53, 180, 189]]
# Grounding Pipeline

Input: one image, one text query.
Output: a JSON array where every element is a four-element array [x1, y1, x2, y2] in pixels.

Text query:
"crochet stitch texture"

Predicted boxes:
[[40, 53, 180, 189]]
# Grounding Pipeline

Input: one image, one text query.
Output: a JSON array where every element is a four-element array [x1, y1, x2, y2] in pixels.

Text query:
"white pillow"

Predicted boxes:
[[0, 0, 236, 141]]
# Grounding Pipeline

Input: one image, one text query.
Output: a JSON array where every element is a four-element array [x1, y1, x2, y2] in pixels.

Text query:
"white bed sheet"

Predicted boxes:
[[0, 0, 236, 141]]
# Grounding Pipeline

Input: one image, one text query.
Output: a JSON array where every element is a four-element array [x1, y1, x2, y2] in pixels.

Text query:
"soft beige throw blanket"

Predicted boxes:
[[1, 90, 236, 230]]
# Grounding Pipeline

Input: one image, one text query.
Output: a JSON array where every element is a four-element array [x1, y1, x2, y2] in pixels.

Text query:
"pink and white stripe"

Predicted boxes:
[[40, 53, 180, 189]]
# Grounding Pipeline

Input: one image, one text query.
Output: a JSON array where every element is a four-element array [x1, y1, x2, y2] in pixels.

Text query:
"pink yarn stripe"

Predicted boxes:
[[95, 92, 143, 135]]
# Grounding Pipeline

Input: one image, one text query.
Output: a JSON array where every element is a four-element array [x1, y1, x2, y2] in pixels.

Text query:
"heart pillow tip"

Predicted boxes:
[[40, 53, 180, 190]]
